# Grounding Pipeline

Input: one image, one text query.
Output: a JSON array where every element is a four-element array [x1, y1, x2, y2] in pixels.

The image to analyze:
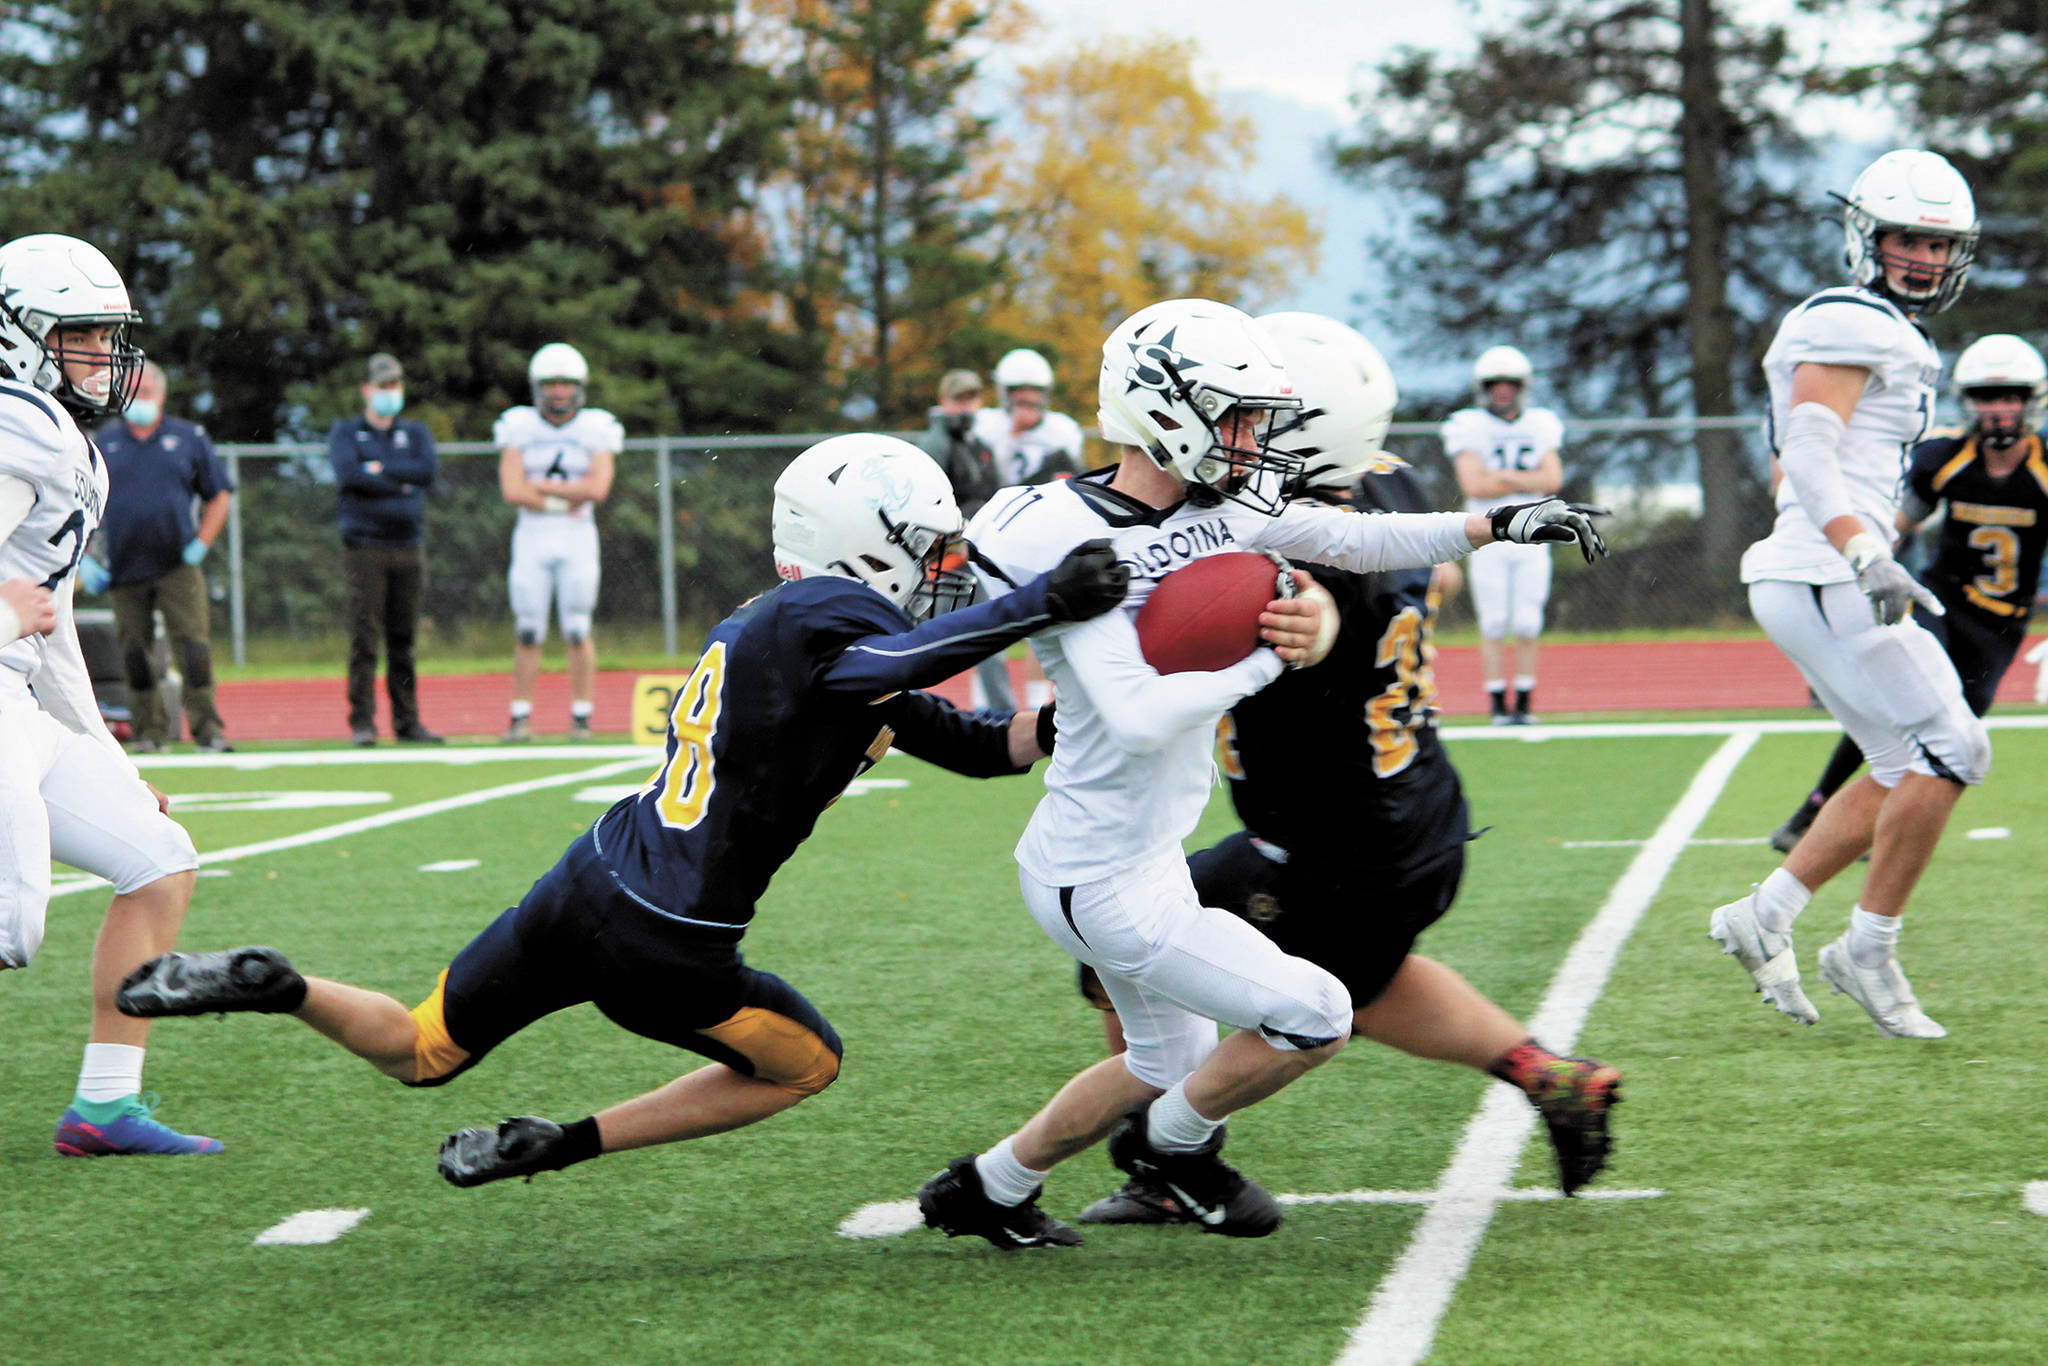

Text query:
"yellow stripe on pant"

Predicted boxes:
[[698, 1007, 841, 1096]]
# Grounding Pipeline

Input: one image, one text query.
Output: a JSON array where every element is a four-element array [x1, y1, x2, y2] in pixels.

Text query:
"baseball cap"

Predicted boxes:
[[939, 369, 982, 400], [365, 353, 404, 384]]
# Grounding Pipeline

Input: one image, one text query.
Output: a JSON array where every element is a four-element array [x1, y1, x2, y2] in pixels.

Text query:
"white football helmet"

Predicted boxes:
[[1952, 333, 2047, 444], [529, 341, 589, 418], [1256, 312, 1403, 490], [1098, 298, 1303, 515], [1472, 345, 1533, 410], [771, 433, 972, 620], [0, 233, 144, 417], [1842, 149, 1978, 314], [993, 348, 1054, 405]]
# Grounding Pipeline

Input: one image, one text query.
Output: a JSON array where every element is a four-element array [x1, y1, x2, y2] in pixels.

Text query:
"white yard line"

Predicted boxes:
[[1334, 728, 1759, 1366], [253, 1208, 370, 1246], [1437, 714, 2048, 742], [50, 758, 652, 900]]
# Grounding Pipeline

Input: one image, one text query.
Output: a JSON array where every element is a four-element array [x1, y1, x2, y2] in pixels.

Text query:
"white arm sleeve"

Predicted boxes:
[[1260, 504, 1475, 574], [1058, 608, 1284, 756], [1776, 402, 1856, 535], [33, 580, 134, 770], [0, 474, 37, 645]]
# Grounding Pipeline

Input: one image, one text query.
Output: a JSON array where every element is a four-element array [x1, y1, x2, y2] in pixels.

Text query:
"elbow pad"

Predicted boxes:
[[1777, 402, 1855, 532]]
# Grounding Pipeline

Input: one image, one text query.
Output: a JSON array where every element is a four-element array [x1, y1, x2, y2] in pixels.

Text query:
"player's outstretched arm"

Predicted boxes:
[[815, 540, 1128, 698]]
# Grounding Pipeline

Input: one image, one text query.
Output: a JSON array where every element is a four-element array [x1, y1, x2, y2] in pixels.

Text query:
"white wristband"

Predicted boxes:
[[0, 600, 18, 646], [1843, 530, 1886, 574]]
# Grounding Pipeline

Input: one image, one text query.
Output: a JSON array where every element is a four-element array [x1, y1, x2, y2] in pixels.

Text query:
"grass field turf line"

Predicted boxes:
[[4, 727, 2045, 1364]]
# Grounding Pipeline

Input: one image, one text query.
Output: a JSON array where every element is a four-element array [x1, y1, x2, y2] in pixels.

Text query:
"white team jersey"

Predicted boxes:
[[1439, 405, 1566, 516], [493, 405, 624, 526], [1742, 287, 1942, 584], [973, 407, 1085, 485], [969, 472, 1474, 886], [0, 381, 105, 679]]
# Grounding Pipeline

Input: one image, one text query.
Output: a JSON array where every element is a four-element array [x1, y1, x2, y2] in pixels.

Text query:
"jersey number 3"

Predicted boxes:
[[651, 641, 727, 829]]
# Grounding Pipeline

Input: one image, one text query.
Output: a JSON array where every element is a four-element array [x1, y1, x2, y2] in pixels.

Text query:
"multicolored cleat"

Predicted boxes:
[[54, 1093, 223, 1156], [1525, 1057, 1622, 1195]]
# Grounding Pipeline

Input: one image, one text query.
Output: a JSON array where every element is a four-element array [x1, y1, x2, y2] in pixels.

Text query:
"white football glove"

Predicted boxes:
[[1488, 499, 1610, 564], [2026, 639, 2048, 705], [1844, 532, 1943, 627]]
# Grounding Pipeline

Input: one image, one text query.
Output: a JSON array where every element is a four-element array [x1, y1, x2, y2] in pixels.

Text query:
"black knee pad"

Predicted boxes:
[[563, 630, 587, 646], [516, 628, 542, 647], [122, 647, 156, 692], [180, 640, 213, 689]]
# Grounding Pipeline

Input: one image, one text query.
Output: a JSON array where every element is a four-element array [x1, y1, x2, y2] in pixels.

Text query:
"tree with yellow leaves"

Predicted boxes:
[[977, 35, 1321, 409]]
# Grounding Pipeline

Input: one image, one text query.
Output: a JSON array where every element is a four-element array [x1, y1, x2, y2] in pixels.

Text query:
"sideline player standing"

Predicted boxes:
[[917, 298, 1607, 1251], [1443, 346, 1566, 724], [1713, 149, 1984, 1039], [1769, 333, 2048, 852], [117, 435, 1132, 1189], [1072, 313, 1619, 1225], [974, 348, 1085, 488], [0, 233, 221, 1155], [497, 343, 620, 741]]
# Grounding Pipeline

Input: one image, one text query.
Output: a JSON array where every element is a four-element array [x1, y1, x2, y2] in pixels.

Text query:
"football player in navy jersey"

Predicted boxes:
[[1771, 332, 2048, 853], [115, 434, 1132, 1191], [1069, 315, 1620, 1224]]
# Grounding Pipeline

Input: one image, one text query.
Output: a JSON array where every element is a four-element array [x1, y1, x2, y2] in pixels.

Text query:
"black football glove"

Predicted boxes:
[[1034, 699, 1057, 754], [1488, 499, 1611, 565], [1042, 538, 1130, 622]]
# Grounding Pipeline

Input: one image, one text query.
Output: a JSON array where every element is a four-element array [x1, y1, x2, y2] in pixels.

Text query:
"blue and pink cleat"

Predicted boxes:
[[54, 1093, 223, 1156]]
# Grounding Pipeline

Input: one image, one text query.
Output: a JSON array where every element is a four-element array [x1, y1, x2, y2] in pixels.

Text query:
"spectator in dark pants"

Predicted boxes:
[[328, 352, 442, 747], [918, 369, 1014, 710], [88, 361, 234, 753]]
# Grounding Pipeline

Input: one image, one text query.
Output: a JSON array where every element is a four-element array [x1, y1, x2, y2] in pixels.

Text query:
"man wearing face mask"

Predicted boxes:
[[87, 362, 235, 753], [328, 352, 442, 747], [918, 369, 1014, 709]]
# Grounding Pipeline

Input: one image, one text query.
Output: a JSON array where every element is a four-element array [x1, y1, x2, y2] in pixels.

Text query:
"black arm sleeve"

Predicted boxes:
[[812, 573, 1057, 697]]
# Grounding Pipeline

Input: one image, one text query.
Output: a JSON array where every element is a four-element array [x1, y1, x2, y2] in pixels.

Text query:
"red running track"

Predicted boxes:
[[206, 634, 2048, 743]]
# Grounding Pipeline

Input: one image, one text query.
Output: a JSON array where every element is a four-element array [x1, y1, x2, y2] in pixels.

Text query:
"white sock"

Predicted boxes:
[[973, 1136, 1046, 1207], [1753, 867, 1811, 935], [509, 700, 533, 720], [570, 700, 594, 720], [1514, 674, 1537, 694], [1847, 906, 1901, 967], [1146, 1080, 1222, 1154], [76, 1042, 145, 1102]]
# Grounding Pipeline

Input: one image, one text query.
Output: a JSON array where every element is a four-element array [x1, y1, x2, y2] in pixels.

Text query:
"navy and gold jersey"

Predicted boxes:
[[1906, 431, 2048, 627], [1217, 476, 1466, 879], [593, 574, 1058, 935]]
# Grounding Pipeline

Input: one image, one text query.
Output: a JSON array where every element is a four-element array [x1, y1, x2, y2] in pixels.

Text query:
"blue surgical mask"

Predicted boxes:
[[123, 398, 160, 428], [369, 388, 405, 418]]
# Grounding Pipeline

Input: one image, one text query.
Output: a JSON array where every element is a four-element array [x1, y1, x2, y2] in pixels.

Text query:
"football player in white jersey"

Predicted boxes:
[[495, 343, 622, 741], [1712, 149, 1983, 1040], [972, 348, 1086, 488], [0, 234, 222, 1155], [1443, 345, 1566, 723], [916, 297, 1606, 1249]]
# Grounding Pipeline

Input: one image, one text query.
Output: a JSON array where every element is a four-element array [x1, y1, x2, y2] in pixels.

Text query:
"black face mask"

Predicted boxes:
[[943, 412, 974, 438]]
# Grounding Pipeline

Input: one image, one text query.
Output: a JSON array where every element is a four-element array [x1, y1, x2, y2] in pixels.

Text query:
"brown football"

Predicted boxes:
[[1134, 552, 1288, 674]]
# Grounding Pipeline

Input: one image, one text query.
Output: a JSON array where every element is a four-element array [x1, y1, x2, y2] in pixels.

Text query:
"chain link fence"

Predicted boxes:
[[206, 417, 1785, 666]]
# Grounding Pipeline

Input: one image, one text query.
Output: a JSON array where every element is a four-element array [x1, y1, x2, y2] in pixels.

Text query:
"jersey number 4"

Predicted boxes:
[[650, 642, 727, 829]]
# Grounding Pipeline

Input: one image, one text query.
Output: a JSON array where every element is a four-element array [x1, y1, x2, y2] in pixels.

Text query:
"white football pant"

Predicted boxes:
[[0, 685, 199, 968], [509, 518, 601, 644], [1467, 540, 1552, 640], [1749, 579, 1990, 787], [1023, 844, 1352, 1089]]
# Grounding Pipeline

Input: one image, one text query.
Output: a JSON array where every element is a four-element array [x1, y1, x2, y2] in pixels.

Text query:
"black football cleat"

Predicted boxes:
[[1526, 1056, 1623, 1195], [1076, 1175, 1194, 1226], [438, 1116, 575, 1188], [918, 1154, 1083, 1251], [116, 947, 306, 1018], [1106, 1114, 1282, 1238]]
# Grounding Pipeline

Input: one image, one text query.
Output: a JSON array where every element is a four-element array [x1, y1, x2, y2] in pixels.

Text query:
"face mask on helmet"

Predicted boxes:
[[0, 235, 146, 419], [1963, 388, 2033, 446], [1098, 300, 1304, 516]]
